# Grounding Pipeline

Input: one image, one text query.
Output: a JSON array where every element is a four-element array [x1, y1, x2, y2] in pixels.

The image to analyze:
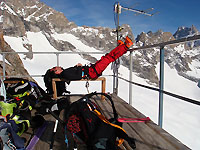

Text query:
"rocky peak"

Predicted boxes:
[[173, 25, 199, 39], [1, 0, 134, 51], [2, 0, 77, 36], [135, 29, 175, 46], [173, 25, 200, 48], [70, 24, 134, 51]]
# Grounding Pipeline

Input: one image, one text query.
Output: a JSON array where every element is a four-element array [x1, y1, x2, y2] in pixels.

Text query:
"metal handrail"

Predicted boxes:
[[130, 34, 200, 51], [0, 51, 105, 80], [0, 51, 105, 54]]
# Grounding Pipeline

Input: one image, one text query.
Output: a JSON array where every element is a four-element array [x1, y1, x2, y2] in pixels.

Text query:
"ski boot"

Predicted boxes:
[[124, 36, 133, 48], [117, 40, 124, 46]]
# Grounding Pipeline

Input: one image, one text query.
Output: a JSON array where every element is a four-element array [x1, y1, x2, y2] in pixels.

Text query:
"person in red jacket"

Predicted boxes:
[[51, 36, 133, 80]]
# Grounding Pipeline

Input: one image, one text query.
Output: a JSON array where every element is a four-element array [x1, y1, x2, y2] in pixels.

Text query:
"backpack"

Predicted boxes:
[[64, 92, 136, 150], [43, 67, 70, 97], [0, 117, 25, 150], [4, 78, 45, 107]]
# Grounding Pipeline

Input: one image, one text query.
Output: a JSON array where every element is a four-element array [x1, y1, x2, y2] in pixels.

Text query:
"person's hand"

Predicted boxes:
[[76, 63, 83, 67]]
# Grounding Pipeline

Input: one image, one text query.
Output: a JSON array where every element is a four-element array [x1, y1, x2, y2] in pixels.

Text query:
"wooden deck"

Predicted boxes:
[[22, 94, 191, 150]]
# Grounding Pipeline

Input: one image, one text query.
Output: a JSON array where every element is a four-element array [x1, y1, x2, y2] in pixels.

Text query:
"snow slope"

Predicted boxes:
[[3, 32, 200, 150]]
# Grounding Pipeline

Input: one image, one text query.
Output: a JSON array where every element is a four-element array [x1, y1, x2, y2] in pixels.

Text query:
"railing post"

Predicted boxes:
[[113, 2, 120, 95], [56, 53, 60, 66], [158, 46, 165, 128], [2, 53, 6, 80], [129, 51, 133, 105]]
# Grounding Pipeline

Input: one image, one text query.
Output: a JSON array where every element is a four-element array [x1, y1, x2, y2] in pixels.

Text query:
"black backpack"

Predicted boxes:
[[43, 67, 70, 97], [64, 92, 136, 150], [4, 78, 45, 107]]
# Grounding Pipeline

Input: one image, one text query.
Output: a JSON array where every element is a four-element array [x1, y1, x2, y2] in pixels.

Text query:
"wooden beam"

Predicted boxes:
[[52, 77, 106, 100]]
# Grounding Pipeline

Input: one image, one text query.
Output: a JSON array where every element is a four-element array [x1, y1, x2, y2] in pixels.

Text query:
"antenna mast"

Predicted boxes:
[[112, 2, 155, 95]]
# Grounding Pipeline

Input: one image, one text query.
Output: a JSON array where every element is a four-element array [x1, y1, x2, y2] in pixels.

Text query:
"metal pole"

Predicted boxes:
[[1, 31, 6, 80], [56, 53, 60, 66], [113, 3, 120, 94], [129, 51, 133, 105], [115, 2, 120, 95], [158, 46, 164, 128], [2, 54, 5, 80]]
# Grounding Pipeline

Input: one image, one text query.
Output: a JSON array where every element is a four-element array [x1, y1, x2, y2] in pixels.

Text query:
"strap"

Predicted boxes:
[[118, 117, 150, 123], [90, 64, 102, 77], [82, 66, 89, 79], [26, 122, 47, 150], [83, 92, 118, 120]]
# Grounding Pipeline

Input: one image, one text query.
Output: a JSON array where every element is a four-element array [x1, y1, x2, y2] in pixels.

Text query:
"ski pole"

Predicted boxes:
[[50, 119, 58, 150]]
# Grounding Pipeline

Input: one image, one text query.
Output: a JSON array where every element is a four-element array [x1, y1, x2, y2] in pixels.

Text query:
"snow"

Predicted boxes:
[[27, 5, 38, 9], [0, 15, 3, 23], [2, 32, 200, 150], [23, 5, 52, 21], [52, 32, 103, 60], [1, 2, 17, 16], [99, 34, 104, 39], [72, 27, 99, 35]]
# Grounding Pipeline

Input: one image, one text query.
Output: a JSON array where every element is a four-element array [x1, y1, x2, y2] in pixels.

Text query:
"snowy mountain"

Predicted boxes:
[[1, 0, 200, 86], [1, 0, 200, 150], [174, 25, 199, 40], [174, 25, 200, 48]]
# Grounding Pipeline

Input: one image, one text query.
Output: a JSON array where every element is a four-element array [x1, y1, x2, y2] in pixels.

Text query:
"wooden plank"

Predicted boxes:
[[4, 80, 21, 84], [112, 94, 190, 150], [52, 77, 106, 100]]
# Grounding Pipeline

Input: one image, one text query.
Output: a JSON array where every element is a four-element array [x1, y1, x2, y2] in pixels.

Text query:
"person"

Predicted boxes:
[[50, 36, 133, 81]]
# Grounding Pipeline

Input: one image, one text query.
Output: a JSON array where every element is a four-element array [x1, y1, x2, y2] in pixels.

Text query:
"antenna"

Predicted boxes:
[[118, 6, 154, 16], [114, 3, 156, 16], [112, 2, 156, 95], [113, 2, 156, 44]]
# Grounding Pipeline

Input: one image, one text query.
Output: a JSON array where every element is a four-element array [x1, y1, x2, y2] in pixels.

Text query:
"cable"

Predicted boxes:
[[103, 75, 200, 106]]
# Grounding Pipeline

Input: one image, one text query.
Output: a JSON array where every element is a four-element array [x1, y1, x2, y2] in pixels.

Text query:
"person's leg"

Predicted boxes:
[[88, 37, 133, 79]]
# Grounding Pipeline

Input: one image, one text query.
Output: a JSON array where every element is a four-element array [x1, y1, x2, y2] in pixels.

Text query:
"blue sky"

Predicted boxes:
[[40, 0, 200, 37]]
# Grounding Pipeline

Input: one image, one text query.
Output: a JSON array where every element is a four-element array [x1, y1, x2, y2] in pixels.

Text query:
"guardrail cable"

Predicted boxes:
[[104, 75, 200, 106]]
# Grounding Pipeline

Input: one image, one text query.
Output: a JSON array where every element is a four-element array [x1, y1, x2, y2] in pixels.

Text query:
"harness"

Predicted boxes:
[[81, 66, 89, 79], [90, 64, 102, 78], [82, 64, 102, 79]]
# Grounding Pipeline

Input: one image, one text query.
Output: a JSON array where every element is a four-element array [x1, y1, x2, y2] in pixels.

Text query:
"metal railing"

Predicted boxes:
[[1, 34, 200, 128], [0, 51, 105, 79], [128, 34, 200, 127]]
